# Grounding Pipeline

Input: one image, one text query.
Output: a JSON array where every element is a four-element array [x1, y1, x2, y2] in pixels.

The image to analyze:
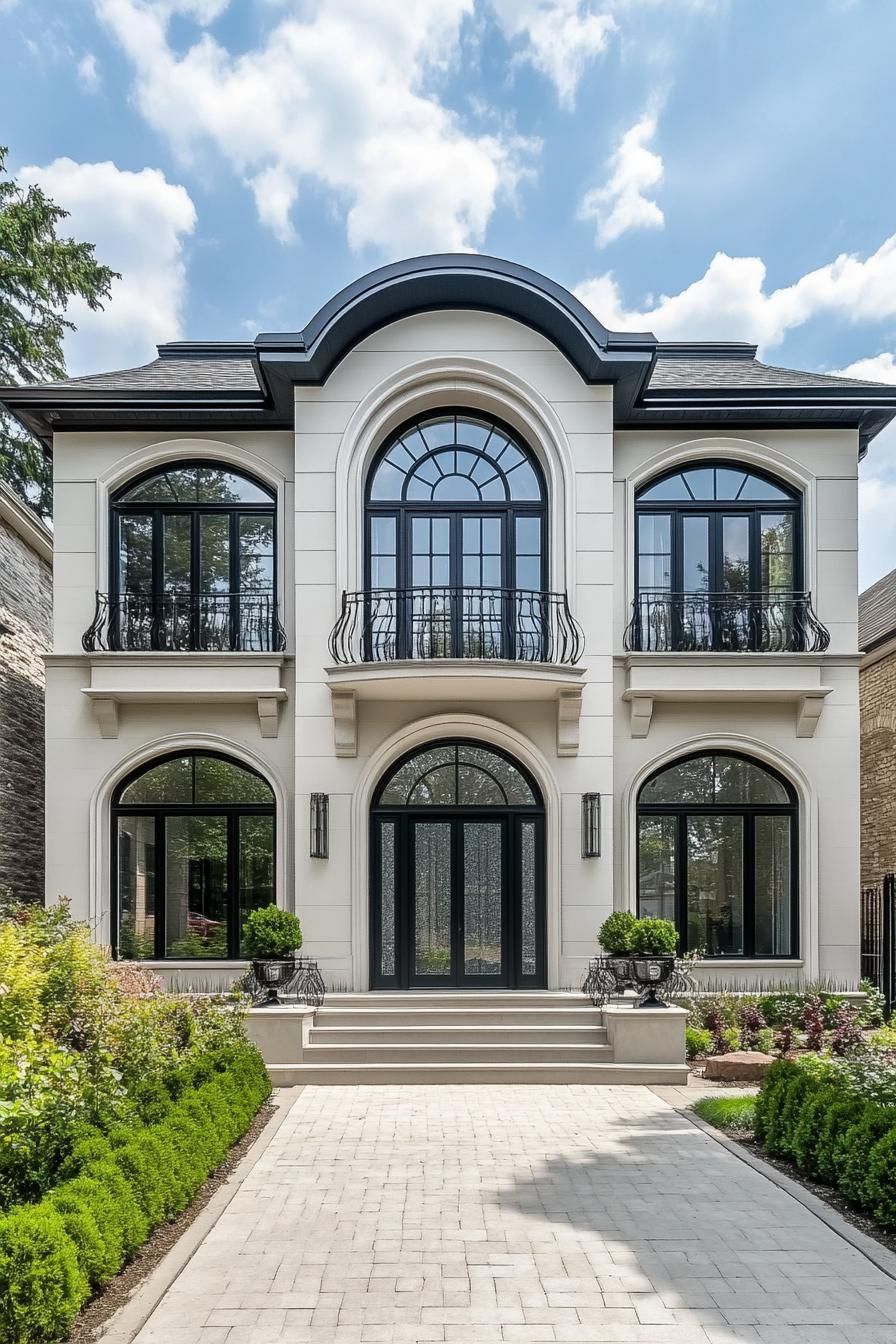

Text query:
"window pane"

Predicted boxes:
[[457, 766, 506, 806], [716, 467, 747, 499], [116, 815, 156, 959], [459, 746, 535, 804], [722, 515, 750, 592], [638, 816, 677, 921], [686, 815, 744, 956], [195, 468, 271, 504], [761, 513, 794, 591], [738, 472, 791, 501], [379, 745, 456, 805], [637, 514, 671, 591], [238, 816, 275, 954], [640, 755, 714, 805], [119, 515, 153, 593], [755, 815, 793, 956], [239, 515, 274, 593], [713, 755, 789, 804], [165, 816, 229, 958], [378, 821, 396, 978], [682, 515, 710, 592], [195, 756, 274, 804], [464, 821, 503, 976], [119, 756, 193, 805], [120, 467, 198, 503], [409, 765, 456, 805], [638, 472, 691, 501], [520, 820, 537, 977], [200, 514, 230, 594], [414, 823, 452, 975], [684, 467, 714, 499]]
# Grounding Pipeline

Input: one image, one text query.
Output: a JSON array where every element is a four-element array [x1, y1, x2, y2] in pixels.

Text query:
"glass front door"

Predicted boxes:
[[409, 817, 508, 987]]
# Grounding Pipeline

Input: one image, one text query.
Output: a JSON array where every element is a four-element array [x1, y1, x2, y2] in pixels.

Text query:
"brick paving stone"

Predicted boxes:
[[131, 1085, 896, 1344]]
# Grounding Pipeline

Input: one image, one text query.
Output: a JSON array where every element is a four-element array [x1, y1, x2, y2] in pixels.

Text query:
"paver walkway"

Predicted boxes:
[[134, 1086, 896, 1344]]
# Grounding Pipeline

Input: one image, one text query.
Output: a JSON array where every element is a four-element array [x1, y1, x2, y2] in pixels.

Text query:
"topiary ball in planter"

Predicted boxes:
[[242, 906, 303, 1006], [597, 911, 639, 955], [630, 918, 678, 956]]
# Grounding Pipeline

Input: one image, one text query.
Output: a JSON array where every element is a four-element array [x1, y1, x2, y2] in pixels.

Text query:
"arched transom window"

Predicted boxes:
[[110, 461, 279, 652], [631, 461, 806, 652], [637, 751, 797, 958], [113, 751, 275, 960]]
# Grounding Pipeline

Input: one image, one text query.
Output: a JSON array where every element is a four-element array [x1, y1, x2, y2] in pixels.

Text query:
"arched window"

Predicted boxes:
[[631, 462, 807, 652], [110, 462, 280, 651], [364, 413, 548, 660], [113, 751, 275, 960], [637, 751, 797, 958]]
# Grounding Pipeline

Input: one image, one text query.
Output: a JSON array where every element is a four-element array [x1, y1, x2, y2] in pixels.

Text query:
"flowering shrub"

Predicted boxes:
[[736, 1002, 767, 1051], [828, 1002, 865, 1058], [801, 995, 826, 1052]]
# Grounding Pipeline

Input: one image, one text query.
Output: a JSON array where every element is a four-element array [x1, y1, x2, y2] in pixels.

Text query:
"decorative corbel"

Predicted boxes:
[[331, 688, 358, 757], [556, 689, 583, 757]]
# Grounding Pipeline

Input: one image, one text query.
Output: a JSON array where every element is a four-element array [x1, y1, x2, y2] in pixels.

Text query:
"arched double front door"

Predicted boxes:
[[370, 741, 546, 989]]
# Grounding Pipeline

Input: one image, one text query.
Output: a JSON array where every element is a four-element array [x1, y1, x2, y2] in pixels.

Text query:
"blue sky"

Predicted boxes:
[[2, 0, 895, 585]]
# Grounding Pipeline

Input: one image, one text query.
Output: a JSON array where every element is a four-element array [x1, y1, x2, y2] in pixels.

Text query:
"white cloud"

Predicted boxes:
[[93, 0, 535, 254], [861, 427, 896, 589], [576, 234, 896, 348], [77, 51, 101, 91], [578, 110, 663, 246], [489, 1, 616, 107], [19, 159, 196, 374], [833, 352, 896, 383]]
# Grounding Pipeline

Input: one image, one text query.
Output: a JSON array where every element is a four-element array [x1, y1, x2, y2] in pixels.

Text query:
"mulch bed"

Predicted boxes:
[[66, 1101, 277, 1343], [712, 1124, 896, 1261]]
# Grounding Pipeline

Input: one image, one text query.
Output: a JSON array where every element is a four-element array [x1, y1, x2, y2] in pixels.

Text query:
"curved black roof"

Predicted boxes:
[[3, 253, 896, 451]]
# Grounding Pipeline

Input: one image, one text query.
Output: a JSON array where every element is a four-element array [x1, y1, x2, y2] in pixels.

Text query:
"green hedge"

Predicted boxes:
[[0, 1041, 270, 1344], [755, 1059, 896, 1229]]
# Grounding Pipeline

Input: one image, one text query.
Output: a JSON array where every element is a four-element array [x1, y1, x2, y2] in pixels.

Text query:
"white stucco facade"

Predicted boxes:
[[32, 265, 881, 994]]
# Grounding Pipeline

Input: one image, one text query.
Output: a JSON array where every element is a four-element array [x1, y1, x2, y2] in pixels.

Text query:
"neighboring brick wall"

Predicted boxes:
[[0, 512, 51, 903], [860, 644, 896, 885]]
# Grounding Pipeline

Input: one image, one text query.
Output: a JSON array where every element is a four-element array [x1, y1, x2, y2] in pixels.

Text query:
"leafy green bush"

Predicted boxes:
[[596, 911, 639, 954], [753, 1057, 896, 1230], [685, 1026, 711, 1059], [0, 1043, 271, 1343], [692, 1095, 756, 1134], [241, 905, 303, 958], [630, 918, 678, 956]]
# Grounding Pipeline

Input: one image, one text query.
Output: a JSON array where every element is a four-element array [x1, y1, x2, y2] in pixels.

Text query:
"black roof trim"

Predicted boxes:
[[655, 342, 759, 360]]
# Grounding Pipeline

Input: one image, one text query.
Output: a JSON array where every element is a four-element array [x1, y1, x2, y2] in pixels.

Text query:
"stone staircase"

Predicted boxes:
[[259, 992, 689, 1085]]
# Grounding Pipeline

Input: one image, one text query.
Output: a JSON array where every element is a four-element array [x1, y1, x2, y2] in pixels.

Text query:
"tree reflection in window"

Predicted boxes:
[[113, 751, 275, 960], [637, 751, 797, 958]]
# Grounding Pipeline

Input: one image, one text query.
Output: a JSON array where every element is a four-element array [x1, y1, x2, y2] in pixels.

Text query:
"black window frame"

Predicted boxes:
[[111, 749, 276, 961], [365, 410, 549, 596], [634, 461, 803, 610], [110, 459, 278, 652], [636, 749, 799, 960]]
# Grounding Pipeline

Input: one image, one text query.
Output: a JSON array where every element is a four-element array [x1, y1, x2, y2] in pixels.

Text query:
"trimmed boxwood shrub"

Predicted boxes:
[[753, 1058, 896, 1231], [0, 1041, 271, 1344]]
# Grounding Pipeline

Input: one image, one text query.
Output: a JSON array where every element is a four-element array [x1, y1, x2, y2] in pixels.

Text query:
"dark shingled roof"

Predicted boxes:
[[648, 356, 884, 391], [860, 567, 896, 650], [35, 358, 261, 393]]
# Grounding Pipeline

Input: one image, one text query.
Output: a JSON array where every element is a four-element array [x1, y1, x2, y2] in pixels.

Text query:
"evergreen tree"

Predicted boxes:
[[0, 146, 118, 519]]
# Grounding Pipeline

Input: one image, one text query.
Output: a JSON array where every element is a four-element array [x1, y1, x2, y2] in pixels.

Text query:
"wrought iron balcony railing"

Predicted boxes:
[[82, 591, 287, 653], [329, 586, 584, 665], [623, 589, 830, 654]]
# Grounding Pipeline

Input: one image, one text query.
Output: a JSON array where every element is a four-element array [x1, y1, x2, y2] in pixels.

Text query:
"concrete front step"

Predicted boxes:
[[303, 1042, 614, 1064], [314, 1006, 605, 1028], [325, 991, 586, 1008], [309, 1024, 607, 1046], [269, 1061, 690, 1086]]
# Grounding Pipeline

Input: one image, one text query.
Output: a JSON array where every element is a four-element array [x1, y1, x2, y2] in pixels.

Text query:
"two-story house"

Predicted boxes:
[[3, 255, 894, 1002]]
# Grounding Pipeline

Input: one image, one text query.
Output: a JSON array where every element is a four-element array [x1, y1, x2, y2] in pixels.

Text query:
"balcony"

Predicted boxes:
[[325, 586, 586, 758], [82, 591, 286, 654], [329, 586, 583, 666], [618, 590, 834, 740], [623, 590, 830, 655]]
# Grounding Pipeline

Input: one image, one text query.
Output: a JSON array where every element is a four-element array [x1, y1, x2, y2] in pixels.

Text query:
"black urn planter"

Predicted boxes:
[[604, 954, 635, 992], [630, 954, 675, 1006], [250, 957, 296, 1006]]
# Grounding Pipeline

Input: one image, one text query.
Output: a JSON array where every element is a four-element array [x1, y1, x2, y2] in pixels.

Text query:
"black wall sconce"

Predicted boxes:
[[582, 793, 601, 858], [310, 792, 329, 859]]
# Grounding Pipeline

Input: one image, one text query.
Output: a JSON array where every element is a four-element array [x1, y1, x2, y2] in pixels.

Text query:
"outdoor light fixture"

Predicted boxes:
[[582, 793, 601, 858], [310, 792, 329, 859]]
